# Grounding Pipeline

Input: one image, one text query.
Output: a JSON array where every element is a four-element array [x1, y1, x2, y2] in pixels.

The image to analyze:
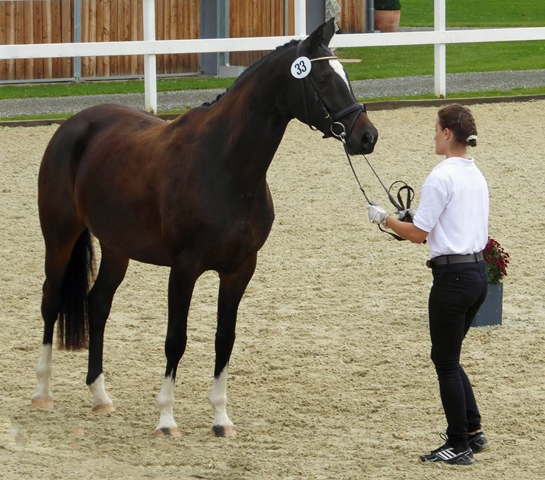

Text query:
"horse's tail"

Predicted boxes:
[[57, 229, 95, 351]]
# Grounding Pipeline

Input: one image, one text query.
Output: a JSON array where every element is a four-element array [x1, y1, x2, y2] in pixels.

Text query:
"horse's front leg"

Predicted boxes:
[[211, 254, 257, 437], [155, 261, 197, 438]]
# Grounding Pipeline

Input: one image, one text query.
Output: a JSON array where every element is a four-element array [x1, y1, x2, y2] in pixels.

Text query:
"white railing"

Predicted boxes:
[[1, 0, 544, 113]]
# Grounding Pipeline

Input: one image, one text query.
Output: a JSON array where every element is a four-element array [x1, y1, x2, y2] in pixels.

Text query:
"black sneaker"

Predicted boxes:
[[419, 441, 475, 465], [468, 432, 490, 454]]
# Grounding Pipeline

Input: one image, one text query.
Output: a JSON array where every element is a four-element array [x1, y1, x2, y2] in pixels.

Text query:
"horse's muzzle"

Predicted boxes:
[[347, 128, 378, 155]]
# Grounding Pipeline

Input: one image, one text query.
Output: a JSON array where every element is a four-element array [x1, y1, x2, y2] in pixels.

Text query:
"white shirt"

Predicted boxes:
[[413, 157, 489, 259]]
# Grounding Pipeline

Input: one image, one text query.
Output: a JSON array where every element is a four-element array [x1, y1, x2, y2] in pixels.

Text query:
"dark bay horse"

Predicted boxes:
[[31, 19, 378, 437]]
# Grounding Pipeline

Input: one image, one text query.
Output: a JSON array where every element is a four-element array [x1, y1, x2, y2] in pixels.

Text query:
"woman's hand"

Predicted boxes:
[[367, 204, 389, 226]]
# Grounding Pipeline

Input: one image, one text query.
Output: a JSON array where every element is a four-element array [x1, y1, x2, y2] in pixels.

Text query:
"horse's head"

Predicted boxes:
[[287, 19, 378, 155]]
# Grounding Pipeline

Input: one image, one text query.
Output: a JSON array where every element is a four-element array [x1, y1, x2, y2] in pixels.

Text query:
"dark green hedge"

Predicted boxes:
[[375, 0, 401, 10]]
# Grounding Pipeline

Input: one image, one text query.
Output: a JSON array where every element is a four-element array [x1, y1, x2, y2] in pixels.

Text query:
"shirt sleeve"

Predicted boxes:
[[413, 180, 448, 233]]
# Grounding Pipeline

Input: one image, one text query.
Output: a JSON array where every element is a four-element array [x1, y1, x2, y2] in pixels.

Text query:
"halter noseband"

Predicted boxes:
[[295, 41, 366, 141]]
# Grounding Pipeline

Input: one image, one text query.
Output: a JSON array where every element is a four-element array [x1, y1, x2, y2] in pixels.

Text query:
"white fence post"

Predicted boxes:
[[294, 0, 307, 36], [434, 0, 446, 98], [143, 0, 157, 114]]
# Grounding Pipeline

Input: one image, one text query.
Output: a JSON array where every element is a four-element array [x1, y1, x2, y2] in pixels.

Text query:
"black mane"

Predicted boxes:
[[201, 39, 300, 107]]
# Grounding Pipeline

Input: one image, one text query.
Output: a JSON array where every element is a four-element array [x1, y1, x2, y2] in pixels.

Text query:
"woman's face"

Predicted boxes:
[[434, 117, 448, 155]]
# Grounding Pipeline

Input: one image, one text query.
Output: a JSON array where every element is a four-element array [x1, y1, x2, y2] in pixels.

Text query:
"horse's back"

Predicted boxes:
[[41, 104, 164, 172]]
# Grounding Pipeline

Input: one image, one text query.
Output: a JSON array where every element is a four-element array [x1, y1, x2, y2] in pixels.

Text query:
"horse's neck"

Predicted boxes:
[[207, 60, 292, 186]]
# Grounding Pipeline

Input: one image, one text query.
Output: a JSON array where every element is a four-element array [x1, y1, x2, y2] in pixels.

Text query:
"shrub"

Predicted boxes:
[[374, 0, 401, 11]]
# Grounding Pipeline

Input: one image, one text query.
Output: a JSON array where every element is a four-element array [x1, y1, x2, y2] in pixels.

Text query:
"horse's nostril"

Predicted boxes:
[[363, 132, 374, 145]]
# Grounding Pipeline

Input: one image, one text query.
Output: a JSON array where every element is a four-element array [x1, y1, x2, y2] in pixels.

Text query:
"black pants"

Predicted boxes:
[[428, 260, 488, 451]]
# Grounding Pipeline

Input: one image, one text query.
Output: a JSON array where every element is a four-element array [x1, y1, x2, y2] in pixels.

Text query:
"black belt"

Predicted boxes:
[[428, 252, 484, 268]]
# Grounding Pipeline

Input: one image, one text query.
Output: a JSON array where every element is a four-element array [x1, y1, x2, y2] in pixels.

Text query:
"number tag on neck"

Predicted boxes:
[[291, 57, 312, 79]]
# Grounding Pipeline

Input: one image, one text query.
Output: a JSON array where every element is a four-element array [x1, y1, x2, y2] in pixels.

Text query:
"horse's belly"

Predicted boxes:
[[88, 218, 170, 266], [76, 188, 170, 266]]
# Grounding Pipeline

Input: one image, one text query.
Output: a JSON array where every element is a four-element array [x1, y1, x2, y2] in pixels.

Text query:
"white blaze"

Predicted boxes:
[[329, 59, 350, 89]]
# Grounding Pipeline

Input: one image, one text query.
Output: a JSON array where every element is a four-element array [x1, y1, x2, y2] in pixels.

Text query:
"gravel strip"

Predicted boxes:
[[0, 69, 544, 118], [351, 69, 545, 98]]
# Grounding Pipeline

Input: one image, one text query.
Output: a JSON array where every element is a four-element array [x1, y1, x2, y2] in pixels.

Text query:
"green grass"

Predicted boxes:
[[0, 112, 75, 122], [340, 41, 545, 80], [0, 76, 233, 100], [401, 0, 545, 28], [338, 0, 545, 80]]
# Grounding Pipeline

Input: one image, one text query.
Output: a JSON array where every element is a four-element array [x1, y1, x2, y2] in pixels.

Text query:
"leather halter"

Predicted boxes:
[[294, 42, 418, 242], [295, 41, 366, 141]]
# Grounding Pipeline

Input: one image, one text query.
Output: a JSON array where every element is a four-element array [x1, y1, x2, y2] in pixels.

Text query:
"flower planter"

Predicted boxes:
[[472, 282, 503, 327], [374, 10, 401, 33]]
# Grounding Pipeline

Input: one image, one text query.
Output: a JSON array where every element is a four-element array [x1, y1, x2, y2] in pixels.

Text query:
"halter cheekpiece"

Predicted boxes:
[[295, 41, 366, 141]]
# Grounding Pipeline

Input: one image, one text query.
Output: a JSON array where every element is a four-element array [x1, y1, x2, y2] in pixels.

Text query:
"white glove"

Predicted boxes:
[[367, 204, 389, 226], [396, 208, 416, 223]]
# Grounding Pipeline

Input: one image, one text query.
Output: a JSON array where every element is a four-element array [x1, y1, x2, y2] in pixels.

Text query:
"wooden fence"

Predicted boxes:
[[229, 0, 294, 67], [229, 0, 366, 67], [338, 0, 367, 34], [79, 0, 200, 79], [0, 0, 201, 81], [0, 0, 367, 82], [0, 0, 73, 81]]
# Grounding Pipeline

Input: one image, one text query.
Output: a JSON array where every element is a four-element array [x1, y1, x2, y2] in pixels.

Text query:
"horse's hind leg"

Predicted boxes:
[[211, 254, 257, 438], [32, 235, 83, 410], [86, 243, 129, 413]]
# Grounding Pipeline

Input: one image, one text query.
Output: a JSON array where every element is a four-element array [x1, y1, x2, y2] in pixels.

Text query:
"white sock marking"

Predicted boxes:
[[329, 59, 350, 89], [156, 375, 178, 430], [210, 366, 233, 427], [32, 344, 53, 401], [89, 373, 113, 408]]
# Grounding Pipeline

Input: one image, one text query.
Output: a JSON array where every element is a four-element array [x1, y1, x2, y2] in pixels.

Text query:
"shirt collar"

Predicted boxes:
[[433, 156, 475, 171]]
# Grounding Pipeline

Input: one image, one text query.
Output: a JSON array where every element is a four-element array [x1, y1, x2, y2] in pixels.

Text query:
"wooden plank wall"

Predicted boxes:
[[229, 0, 293, 68], [0, 1, 365, 81], [338, 0, 366, 34], [0, 0, 200, 82], [0, 0, 73, 81], [228, 0, 367, 68], [80, 0, 200, 79]]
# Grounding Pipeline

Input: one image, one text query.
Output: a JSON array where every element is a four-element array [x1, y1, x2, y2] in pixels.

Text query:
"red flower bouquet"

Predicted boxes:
[[483, 237, 510, 284]]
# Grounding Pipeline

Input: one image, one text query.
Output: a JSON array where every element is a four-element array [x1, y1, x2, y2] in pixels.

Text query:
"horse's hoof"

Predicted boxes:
[[212, 425, 236, 438], [154, 427, 182, 439], [31, 396, 54, 410], [92, 403, 115, 414]]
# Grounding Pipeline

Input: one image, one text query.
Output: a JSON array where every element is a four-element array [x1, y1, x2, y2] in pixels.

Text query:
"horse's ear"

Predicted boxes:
[[302, 18, 336, 53], [323, 18, 336, 46]]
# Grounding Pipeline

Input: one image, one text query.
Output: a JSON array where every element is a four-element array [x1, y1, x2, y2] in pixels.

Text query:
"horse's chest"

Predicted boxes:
[[210, 196, 274, 265], [221, 204, 272, 249]]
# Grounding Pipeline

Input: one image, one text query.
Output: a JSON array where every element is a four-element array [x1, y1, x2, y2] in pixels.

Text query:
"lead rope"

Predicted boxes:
[[334, 126, 415, 241]]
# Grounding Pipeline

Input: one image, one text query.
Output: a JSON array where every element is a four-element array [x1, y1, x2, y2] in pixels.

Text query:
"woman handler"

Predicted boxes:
[[368, 104, 490, 465]]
